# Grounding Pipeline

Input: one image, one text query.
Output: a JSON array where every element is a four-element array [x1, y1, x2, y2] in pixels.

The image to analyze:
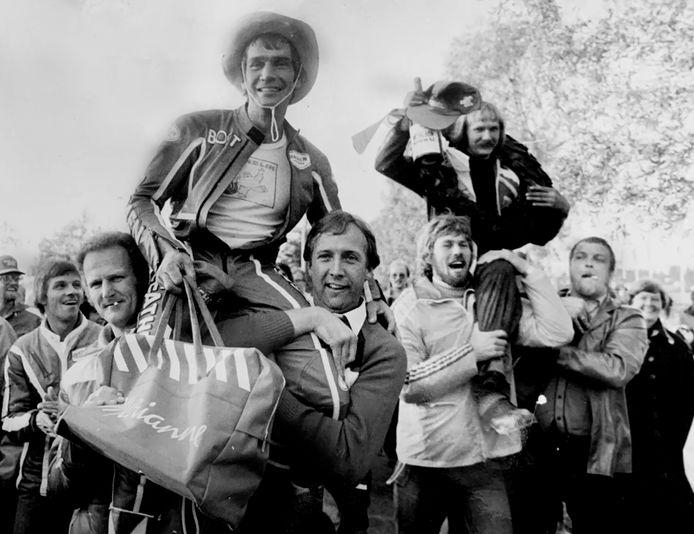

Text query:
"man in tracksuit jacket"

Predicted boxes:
[[2, 259, 101, 534], [127, 12, 370, 423]]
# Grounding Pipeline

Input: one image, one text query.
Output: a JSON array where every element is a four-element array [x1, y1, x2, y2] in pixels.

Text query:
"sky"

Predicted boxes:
[[0, 0, 499, 259]]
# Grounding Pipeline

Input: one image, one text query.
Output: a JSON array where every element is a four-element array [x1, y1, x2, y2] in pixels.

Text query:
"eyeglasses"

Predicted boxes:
[[0, 274, 21, 284]]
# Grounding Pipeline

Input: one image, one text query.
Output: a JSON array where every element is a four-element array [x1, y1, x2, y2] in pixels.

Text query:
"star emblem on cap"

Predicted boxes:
[[460, 96, 476, 109]]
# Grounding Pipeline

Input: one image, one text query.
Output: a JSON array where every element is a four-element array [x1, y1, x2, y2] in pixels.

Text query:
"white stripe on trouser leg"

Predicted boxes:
[[40, 436, 51, 496], [251, 258, 341, 420]]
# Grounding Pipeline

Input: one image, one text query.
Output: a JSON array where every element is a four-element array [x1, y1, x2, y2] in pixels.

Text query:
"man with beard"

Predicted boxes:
[[535, 237, 648, 534], [376, 86, 570, 435], [390, 214, 571, 534]]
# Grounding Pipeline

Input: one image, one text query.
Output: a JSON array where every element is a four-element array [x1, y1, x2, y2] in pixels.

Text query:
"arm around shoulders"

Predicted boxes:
[[273, 328, 406, 484]]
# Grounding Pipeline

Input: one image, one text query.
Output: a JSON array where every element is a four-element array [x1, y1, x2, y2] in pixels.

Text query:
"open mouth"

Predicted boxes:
[[257, 86, 283, 94], [449, 261, 467, 270]]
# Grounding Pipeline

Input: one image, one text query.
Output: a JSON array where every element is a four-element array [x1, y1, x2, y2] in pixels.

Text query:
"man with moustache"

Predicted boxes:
[[391, 214, 572, 534], [535, 237, 648, 534], [376, 88, 570, 434], [2, 259, 100, 534]]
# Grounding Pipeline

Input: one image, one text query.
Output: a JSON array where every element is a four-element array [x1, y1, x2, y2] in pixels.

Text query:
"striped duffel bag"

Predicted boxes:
[[61, 277, 285, 528]]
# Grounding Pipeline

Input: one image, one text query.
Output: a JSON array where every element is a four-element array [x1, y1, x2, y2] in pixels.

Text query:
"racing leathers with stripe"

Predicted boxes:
[[127, 105, 340, 271], [127, 105, 349, 421], [1, 315, 101, 532]]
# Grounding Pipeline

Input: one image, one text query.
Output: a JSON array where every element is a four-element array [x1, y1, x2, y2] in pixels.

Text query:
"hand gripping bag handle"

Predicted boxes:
[[146, 277, 225, 366]]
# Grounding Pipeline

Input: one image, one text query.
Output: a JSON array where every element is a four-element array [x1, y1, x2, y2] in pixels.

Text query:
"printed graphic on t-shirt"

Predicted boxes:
[[227, 157, 276, 207]]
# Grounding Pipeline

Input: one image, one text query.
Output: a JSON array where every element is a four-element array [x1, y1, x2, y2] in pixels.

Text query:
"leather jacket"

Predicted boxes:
[[538, 297, 648, 475], [127, 105, 340, 272]]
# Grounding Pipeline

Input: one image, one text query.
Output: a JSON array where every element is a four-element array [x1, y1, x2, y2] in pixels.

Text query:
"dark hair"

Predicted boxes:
[[460, 101, 506, 155], [416, 214, 472, 280], [303, 210, 380, 270], [34, 259, 80, 313], [77, 232, 150, 310], [629, 279, 667, 307], [569, 236, 616, 273], [243, 33, 301, 79]]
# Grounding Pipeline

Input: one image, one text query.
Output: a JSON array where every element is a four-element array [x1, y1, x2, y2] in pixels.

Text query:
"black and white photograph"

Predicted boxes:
[[1, 0, 693, 532]]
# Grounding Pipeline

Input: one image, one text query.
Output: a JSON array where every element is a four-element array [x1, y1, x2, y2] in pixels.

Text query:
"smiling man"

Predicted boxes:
[[2, 259, 100, 534], [535, 237, 648, 534], [238, 211, 406, 533], [390, 214, 572, 534], [126, 11, 397, 424]]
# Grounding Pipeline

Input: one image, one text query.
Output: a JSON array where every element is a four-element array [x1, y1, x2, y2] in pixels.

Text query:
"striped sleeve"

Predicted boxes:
[[406, 344, 474, 384]]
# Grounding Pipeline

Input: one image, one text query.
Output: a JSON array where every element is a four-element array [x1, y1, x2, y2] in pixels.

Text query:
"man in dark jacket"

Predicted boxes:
[[376, 83, 570, 432], [237, 211, 406, 533], [624, 280, 694, 534], [534, 237, 648, 534]]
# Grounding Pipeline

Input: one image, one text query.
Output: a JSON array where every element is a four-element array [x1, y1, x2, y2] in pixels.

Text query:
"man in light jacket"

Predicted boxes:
[[391, 214, 572, 534]]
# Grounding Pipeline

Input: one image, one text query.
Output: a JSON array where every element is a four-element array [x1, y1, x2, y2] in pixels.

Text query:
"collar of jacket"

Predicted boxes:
[[648, 318, 676, 345], [585, 296, 619, 330], [411, 275, 474, 303], [238, 103, 300, 145]]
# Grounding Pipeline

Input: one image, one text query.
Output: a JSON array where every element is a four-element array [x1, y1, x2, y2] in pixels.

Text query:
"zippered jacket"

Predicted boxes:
[[127, 106, 340, 271], [1, 316, 101, 495], [392, 268, 573, 468]]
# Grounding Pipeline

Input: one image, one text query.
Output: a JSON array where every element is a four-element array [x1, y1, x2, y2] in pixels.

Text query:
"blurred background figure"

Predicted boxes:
[[625, 280, 694, 534], [0, 255, 40, 337], [386, 259, 411, 305]]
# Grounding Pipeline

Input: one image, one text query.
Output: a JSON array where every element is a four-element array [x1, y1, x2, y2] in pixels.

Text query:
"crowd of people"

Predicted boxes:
[[1, 9, 693, 534]]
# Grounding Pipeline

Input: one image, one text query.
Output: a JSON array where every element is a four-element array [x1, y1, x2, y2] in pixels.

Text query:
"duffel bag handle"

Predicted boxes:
[[146, 277, 225, 364], [182, 275, 224, 348]]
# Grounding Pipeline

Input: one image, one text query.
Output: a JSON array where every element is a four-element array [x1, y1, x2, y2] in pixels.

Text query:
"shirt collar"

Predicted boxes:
[[40, 313, 87, 344], [341, 301, 367, 335]]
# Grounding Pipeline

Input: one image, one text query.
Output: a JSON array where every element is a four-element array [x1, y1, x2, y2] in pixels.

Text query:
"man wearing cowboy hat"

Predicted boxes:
[[0, 255, 40, 337], [128, 11, 335, 292], [128, 12, 393, 414]]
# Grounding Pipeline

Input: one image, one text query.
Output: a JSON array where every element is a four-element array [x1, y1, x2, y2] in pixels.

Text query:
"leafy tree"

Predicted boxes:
[[446, 0, 694, 227], [370, 182, 427, 285], [34, 214, 101, 273]]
